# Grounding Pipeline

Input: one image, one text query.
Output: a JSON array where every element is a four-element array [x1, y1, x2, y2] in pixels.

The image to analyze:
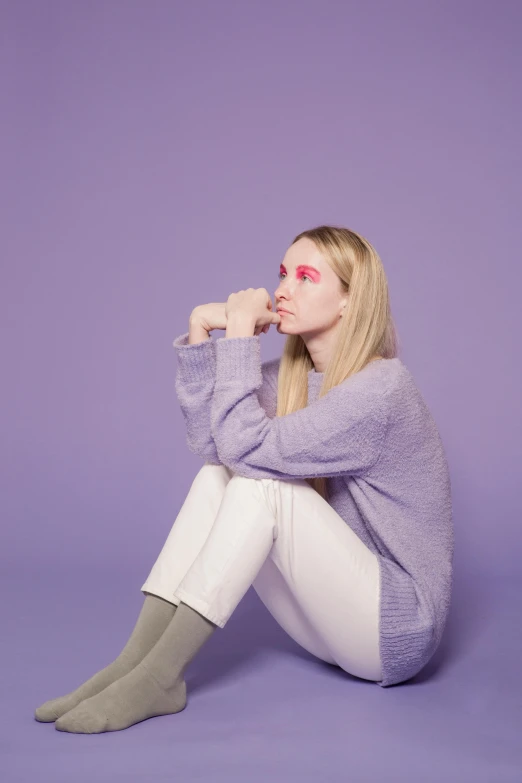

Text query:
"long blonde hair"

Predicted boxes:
[[275, 225, 400, 501]]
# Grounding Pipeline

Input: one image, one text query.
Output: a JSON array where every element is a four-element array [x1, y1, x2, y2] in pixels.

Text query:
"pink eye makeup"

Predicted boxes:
[[279, 264, 321, 283]]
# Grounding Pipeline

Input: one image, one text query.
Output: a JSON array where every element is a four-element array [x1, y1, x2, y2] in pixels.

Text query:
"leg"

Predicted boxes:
[[55, 466, 382, 732], [141, 463, 353, 669], [251, 481, 382, 682], [174, 470, 382, 682]]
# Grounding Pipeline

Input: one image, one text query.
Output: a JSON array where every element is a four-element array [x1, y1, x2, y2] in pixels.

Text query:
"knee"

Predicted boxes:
[[191, 462, 234, 490]]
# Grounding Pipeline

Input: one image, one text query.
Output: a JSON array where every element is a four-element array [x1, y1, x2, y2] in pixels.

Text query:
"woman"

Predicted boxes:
[[35, 225, 453, 733]]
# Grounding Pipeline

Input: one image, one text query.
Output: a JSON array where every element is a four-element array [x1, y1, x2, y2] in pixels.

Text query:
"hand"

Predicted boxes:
[[191, 303, 227, 333], [225, 288, 281, 333], [191, 303, 272, 336]]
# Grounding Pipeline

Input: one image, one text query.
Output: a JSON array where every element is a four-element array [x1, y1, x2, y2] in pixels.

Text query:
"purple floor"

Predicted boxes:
[[3, 561, 521, 782]]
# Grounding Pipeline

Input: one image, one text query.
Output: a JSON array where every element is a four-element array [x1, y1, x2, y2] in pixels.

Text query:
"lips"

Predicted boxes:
[[277, 308, 292, 315]]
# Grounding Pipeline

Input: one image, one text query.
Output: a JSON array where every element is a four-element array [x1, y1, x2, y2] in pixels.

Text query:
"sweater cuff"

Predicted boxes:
[[214, 335, 262, 387], [172, 332, 216, 384]]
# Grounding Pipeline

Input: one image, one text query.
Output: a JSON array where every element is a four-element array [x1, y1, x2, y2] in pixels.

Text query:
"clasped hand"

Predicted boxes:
[[193, 288, 281, 336]]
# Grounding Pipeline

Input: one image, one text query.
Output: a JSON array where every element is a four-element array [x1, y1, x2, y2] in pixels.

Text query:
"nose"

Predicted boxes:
[[275, 277, 293, 302]]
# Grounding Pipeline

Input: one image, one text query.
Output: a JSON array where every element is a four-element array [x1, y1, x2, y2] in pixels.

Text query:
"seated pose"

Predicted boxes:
[[35, 224, 454, 734]]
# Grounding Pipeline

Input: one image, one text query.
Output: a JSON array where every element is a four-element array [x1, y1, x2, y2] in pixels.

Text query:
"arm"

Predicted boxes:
[[173, 329, 221, 464], [173, 331, 280, 464], [210, 334, 390, 480]]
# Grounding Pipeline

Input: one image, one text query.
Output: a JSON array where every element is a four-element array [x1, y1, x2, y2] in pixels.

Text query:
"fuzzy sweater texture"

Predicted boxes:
[[172, 330, 454, 688]]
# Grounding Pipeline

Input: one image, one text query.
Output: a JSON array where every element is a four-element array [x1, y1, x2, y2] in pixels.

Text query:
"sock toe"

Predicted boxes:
[[35, 698, 70, 722], [55, 701, 107, 734]]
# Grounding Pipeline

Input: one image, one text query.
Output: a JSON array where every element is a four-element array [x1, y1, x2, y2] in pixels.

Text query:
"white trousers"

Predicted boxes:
[[140, 463, 383, 683]]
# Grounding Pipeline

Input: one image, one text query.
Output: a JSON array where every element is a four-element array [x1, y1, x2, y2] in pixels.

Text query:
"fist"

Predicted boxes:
[[226, 288, 281, 331]]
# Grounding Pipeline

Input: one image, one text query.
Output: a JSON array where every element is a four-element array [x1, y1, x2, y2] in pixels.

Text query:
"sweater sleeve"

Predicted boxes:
[[173, 332, 279, 464], [210, 334, 389, 480], [173, 332, 220, 463]]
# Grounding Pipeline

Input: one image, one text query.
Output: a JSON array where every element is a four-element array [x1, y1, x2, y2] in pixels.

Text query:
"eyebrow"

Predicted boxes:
[[280, 263, 321, 274]]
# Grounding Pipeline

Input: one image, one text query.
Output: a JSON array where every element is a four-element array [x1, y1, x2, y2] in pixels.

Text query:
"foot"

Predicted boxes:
[[34, 649, 138, 722], [54, 660, 187, 733]]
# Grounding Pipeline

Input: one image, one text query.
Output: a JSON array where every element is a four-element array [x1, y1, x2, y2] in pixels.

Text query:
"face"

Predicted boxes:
[[274, 237, 348, 339]]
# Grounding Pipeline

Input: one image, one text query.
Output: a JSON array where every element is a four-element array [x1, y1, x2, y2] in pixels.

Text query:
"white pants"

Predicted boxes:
[[140, 463, 383, 683]]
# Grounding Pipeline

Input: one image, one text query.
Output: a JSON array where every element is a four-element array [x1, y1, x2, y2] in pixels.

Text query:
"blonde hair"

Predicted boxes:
[[275, 225, 400, 501]]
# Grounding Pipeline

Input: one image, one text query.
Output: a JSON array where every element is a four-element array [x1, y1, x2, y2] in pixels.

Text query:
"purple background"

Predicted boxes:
[[2, 0, 521, 780]]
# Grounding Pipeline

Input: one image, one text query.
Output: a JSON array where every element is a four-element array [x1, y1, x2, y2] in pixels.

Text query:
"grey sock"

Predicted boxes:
[[54, 601, 217, 733], [35, 592, 176, 722]]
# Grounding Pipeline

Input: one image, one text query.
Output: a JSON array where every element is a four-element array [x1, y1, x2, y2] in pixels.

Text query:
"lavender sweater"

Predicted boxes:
[[173, 331, 454, 688]]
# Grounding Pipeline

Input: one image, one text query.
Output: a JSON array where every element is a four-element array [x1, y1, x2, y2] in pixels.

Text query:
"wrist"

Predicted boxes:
[[225, 314, 256, 338], [188, 317, 210, 345]]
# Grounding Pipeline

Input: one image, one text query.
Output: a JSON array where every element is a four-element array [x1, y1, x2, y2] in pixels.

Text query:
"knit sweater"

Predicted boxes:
[[173, 330, 454, 687]]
